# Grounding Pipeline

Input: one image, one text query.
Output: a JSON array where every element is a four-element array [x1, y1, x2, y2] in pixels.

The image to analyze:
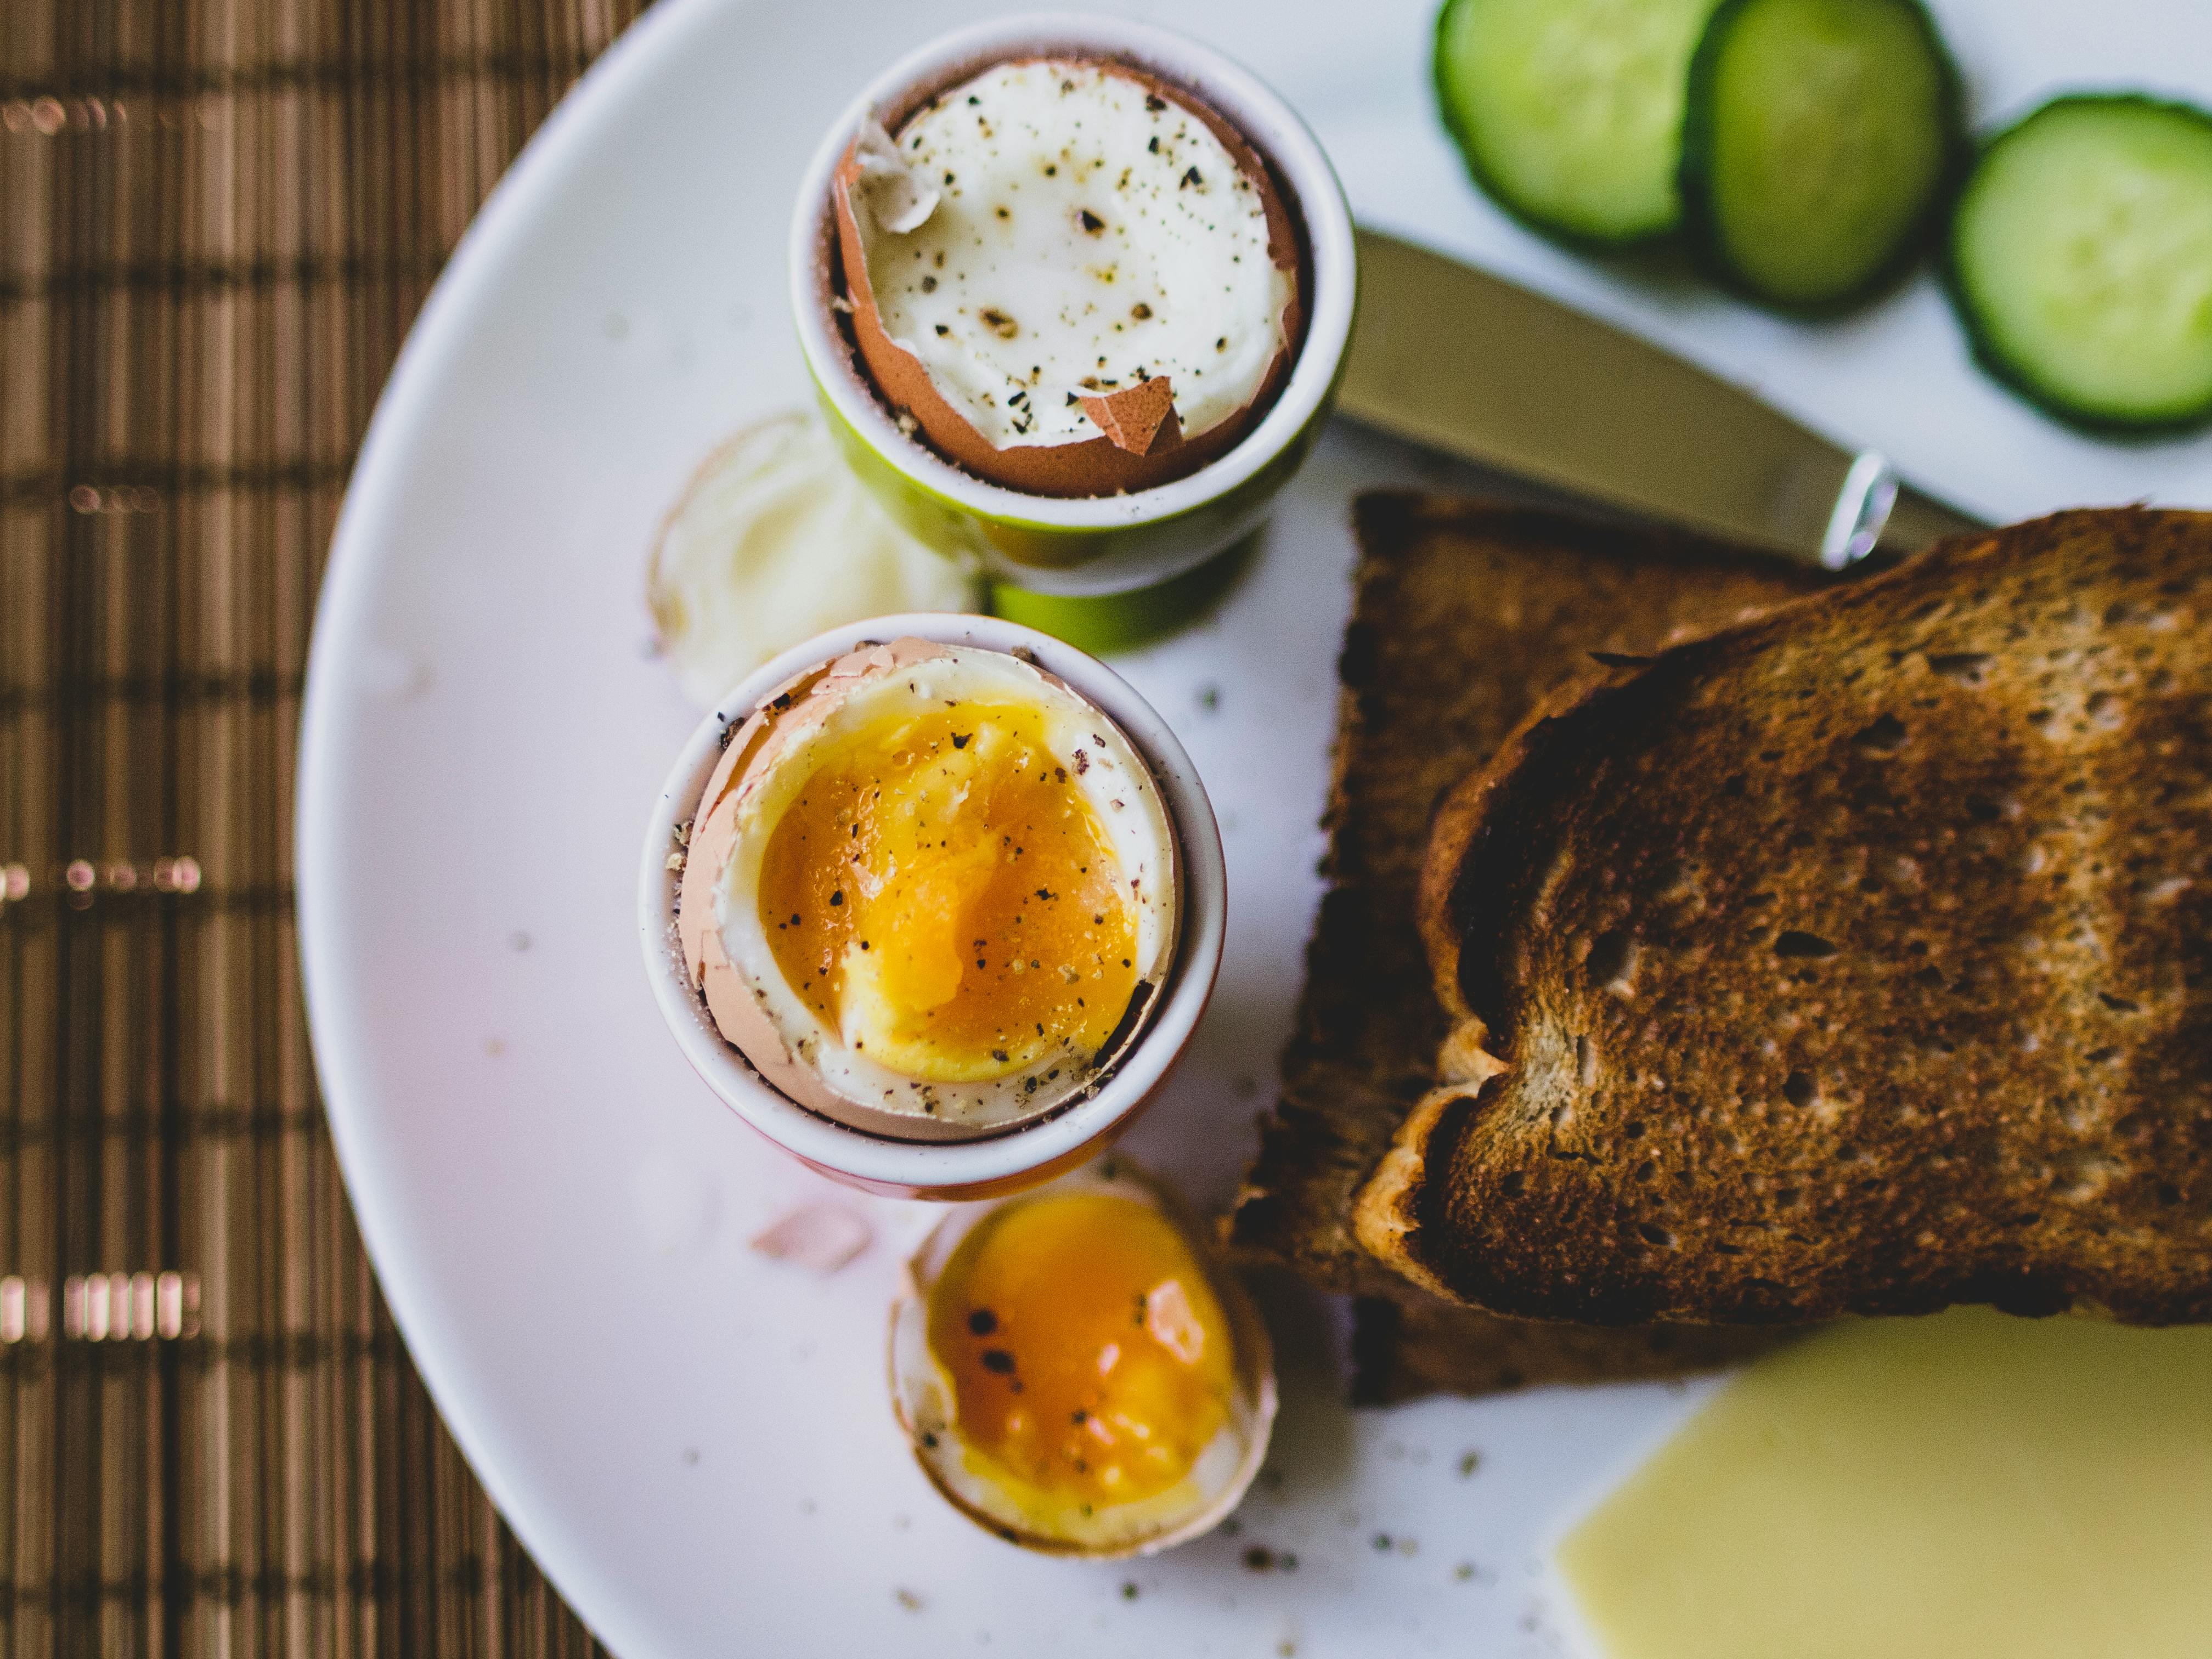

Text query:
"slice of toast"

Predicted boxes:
[[1229, 494, 1824, 1397], [1361, 508, 2212, 1327]]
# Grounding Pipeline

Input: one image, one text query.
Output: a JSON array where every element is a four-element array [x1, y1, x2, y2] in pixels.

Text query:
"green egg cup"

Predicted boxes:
[[988, 533, 1260, 657], [789, 15, 1358, 600], [809, 363, 1341, 591]]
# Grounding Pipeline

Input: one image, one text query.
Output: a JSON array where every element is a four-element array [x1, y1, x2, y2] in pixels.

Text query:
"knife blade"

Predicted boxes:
[[1338, 229, 1984, 568]]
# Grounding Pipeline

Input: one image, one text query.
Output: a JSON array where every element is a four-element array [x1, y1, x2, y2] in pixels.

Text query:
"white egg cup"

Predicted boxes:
[[791, 12, 1359, 597], [638, 614, 1227, 1200]]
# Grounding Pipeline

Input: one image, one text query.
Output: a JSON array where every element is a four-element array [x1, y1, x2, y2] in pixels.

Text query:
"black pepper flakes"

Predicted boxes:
[[967, 1308, 997, 1335], [980, 1348, 1015, 1374]]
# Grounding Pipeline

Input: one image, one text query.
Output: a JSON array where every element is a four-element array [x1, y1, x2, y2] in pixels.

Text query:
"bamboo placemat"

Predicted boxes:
[[3, 3, 651, 1652]]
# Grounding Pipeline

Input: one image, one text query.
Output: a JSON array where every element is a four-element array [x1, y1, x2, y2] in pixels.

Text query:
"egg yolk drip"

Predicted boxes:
[[927, 1191, 1235, 1511], [757, 701, 1141, 1084]]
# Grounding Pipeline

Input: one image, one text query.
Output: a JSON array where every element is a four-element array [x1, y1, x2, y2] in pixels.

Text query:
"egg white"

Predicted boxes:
[[854, 60, 1293, 450], [646, 411, 980, 706]]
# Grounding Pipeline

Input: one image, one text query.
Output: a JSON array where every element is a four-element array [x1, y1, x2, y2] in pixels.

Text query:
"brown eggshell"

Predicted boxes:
[[831, 58, 1306, 499], [1081, 376, 1182, 455], [675, 637, 956, 1119]]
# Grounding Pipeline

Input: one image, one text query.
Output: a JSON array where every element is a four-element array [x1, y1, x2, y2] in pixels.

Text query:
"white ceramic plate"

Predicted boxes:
[[297, 3, 2212, 1655]]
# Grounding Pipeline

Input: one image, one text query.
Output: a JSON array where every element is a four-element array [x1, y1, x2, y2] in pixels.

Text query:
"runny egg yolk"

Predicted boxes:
[[758, 701, 1141, 1084], [927, 1191, 1235, 1511]]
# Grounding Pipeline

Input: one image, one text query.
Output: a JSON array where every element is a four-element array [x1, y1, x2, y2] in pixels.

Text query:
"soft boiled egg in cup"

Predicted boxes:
[[791, 13, 1358, 596], [639, 614, 1226, 1200]]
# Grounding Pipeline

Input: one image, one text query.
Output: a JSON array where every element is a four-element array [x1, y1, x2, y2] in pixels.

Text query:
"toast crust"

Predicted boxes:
[[1355, 1076, 1500, 1301], [1228, 494, 1822, 1392], [1366, 508, 2212, 1326]]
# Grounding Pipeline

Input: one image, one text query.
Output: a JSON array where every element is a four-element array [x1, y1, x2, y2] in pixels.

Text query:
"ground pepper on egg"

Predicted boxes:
[[830, 57, 1306, 495], [757, 699, 1138, 1082], [924, 1188, 1238, 1510]]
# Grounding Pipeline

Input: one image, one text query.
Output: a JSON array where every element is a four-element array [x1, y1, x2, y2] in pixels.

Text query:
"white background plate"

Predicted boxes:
[[297, 2, 2212, 1655]]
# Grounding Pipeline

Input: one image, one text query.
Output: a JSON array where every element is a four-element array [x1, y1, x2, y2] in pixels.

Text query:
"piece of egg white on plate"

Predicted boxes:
[[646, 409, 983, 705]]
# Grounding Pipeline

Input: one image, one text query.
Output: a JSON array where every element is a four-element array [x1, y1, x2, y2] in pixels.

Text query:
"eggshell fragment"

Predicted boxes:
[[750, 1203, 873, 1273], [1080, 375, 1182, 456], [830, 58, 1306, 498], [849, 115, 939, 234]]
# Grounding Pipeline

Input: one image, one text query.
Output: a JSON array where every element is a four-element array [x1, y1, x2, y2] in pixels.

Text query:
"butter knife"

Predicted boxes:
[[1338, 229, 1984, 568]]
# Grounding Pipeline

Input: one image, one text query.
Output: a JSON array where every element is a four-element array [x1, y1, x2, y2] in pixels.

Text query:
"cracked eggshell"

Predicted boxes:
[[887, 1156, 1276, 1556], [831, 59, 1306, 499], [676, 637, 950, 1120]]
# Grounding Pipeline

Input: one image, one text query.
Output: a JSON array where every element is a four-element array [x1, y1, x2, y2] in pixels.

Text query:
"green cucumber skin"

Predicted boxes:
[[1944, 94, 2212, 436], [1678, 0, 1967, 317], [1429, 0, 1640, 249], [1432, 0, 1702, 251]]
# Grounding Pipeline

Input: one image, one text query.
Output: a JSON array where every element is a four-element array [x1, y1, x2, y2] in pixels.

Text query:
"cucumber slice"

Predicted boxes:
[[1680, 0, 1962, 312], [1434, 0, 1725, 246], [1948, 96, 2212, 433]]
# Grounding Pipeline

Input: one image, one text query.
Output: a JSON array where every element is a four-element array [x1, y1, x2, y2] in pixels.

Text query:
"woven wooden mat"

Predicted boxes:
[[3, 4, 652, 1652]]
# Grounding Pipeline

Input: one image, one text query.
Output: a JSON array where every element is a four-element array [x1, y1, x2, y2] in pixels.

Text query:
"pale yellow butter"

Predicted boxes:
[[1559, 1308, 2212, 1659]]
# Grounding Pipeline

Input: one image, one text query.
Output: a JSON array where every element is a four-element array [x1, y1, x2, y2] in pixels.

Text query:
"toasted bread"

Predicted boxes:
[[1229, 494, 1820, 1396], [1361, 508, 2212, 1326]]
